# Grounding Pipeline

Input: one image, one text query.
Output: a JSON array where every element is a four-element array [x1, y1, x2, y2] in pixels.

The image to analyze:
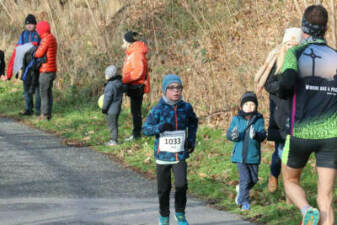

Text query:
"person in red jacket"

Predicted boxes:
[[34, 21, 57, 120], [122, 31, 150, 140]]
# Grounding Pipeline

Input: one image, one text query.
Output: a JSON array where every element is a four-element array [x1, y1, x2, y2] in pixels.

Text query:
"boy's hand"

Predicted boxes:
[[1, 76, 7, 81], [187, 142, 195, 153], [159, 123, 174, 132], [249, 126, 256, 139], [231, 126, 239, 140]]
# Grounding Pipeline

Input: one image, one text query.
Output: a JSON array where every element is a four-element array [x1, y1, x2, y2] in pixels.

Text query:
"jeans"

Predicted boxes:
[[23, 82, 40, 114], [270, 142, 284, 178], [156, 161, 188, 217], [237, 163, 259, 204]]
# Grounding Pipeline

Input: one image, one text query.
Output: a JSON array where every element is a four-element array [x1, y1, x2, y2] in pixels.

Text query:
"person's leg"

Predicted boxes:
[[282, 164, 309, 210], [23, 82, 33, 113], [106, 114, 118, 142], [173, 160, 188, 213], [156, 164, 172, 217], [316, 167, 336, 225], [269, 143, 281, 192], [35, 85, 41, 116], [270, 143, 282, 177], [130, 94, 143, 138], [247, 164, 259, 190], [47, 73, 56, 117], [237, 163, 251, 204], [39, 73, 51, 116]]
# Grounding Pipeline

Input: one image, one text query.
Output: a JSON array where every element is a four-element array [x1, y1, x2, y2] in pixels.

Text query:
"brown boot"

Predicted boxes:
[[268, 174, 278, 193]]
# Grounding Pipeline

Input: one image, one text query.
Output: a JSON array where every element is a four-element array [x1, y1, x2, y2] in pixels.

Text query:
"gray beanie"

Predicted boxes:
[[105, 65, 117, 80]]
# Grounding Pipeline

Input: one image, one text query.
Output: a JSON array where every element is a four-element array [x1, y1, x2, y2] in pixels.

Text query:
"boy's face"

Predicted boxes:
[[25, 24, 35, 32], [242, 101, 256, 113], [165, 82, 183, 101]]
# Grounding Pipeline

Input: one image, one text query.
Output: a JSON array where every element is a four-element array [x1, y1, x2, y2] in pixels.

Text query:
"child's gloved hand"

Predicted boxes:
[[187, 142, 195, 153], [159, 123, 174, 132], [102, 109, 108, 114], [249, 126, 256, 139], [231, 126, 239, 140]]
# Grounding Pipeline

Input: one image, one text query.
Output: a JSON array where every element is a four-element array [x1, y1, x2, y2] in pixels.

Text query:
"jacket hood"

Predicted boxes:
[[126, 41, 147, 55], [36, 21, 50, 37]]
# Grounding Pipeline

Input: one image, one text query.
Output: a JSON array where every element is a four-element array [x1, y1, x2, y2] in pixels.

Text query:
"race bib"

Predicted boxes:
[[159, 130, 186, 153]]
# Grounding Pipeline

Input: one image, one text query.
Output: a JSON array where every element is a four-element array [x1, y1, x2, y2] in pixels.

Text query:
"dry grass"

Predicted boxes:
[[0, 0, 336, 128]]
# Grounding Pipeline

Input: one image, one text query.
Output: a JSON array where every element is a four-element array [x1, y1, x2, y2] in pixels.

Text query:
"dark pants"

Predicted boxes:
[[39, 72, 56, 117], [237, 163, 259, 204], [270, 142, 284, 178], [23, 82, 41, 114], [130, 94, 143, 138], [106, 113, 119, 142], [156, 161, 188, 217]]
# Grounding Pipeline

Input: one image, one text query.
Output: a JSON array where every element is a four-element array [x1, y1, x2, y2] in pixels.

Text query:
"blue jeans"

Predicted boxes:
[[237, 163, 259, 204], [270, 142, 284, 178], [23, 82, 41, 114]]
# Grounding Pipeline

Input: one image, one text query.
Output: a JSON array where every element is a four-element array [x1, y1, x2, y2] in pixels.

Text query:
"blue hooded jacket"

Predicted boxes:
[[227, 111, 266, 164], [143, 98, 198, 162]]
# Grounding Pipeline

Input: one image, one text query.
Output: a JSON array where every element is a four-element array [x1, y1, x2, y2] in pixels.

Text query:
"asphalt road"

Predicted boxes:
[[0, 117, 255, 225]]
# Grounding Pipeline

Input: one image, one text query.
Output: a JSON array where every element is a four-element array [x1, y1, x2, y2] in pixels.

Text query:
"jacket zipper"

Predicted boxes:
[[174, 105, 179, 161]]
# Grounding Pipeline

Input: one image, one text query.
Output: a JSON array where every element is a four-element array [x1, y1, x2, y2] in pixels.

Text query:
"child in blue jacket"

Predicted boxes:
[[143, 74, 198, 225], [227, 91, 266, 211]]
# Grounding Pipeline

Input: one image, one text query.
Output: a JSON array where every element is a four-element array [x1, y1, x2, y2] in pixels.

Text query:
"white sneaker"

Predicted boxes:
[[235, 184, 241, 206], [105, 140, 118, 146], [124, 135, 135, 142]]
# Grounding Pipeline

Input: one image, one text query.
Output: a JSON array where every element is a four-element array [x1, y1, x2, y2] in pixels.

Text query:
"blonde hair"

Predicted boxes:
[[275, 40, 299, 74]]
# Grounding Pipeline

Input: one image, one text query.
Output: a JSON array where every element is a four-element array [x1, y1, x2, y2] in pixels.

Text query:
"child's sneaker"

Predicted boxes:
[[159, 216, 169, 225], [175, 212, 189, 225], [105, 140, 118, 146], [241, 202, 251, 211], [302, 207, 319, 225], [235, 184, 242, 206]]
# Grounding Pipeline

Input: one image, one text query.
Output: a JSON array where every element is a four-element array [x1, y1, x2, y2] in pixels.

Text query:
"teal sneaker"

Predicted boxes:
[[175, 212, 189, 225], [159, 216, 169, 225], [302, 207, 319, 225]]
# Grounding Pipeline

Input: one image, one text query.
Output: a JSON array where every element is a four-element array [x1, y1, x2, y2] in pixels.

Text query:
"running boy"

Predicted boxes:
[[143, 74, 198, 225], [101, 65, 123, 146], [227, 91, 266, 211]]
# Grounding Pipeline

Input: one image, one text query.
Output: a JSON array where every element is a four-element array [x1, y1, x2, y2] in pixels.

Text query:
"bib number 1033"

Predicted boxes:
[[159, 130, 186, 153]]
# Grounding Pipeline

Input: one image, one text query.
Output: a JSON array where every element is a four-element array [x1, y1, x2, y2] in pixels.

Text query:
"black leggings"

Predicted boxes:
[[156, 161, 188, 217]]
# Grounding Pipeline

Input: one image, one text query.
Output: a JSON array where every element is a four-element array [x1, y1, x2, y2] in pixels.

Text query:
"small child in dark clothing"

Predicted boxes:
[[102, 65, 123, 146], [227, 91, 266, 211]]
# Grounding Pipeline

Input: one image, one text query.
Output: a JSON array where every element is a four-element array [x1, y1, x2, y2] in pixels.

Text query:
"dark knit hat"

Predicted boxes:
[[123, 31, 138, 43], [25, 14, 37, 25], [240, 91, 258, 107]]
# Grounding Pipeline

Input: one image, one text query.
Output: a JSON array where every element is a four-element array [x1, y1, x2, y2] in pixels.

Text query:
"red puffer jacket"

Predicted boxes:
[[122, 41, 150, 93], [35, 21, 57, 73]]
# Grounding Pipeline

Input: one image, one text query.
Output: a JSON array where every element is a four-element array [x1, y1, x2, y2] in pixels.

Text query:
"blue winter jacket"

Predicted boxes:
[[143, 98, 198, 162], [17, 30, 40, 45], [227, 111, 266, 164]]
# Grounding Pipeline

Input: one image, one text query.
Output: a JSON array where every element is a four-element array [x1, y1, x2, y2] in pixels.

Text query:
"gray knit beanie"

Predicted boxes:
[[105, 65, 117, 80]]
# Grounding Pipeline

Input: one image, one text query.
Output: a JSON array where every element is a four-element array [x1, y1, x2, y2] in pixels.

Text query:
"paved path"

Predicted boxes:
[[0, 117, 255, 225]]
